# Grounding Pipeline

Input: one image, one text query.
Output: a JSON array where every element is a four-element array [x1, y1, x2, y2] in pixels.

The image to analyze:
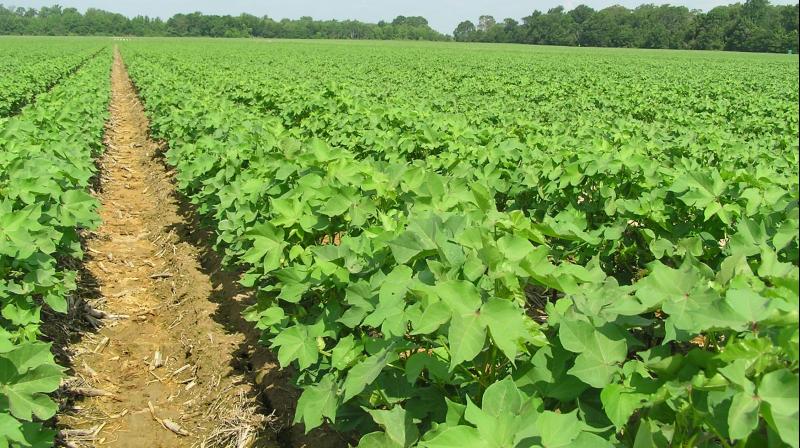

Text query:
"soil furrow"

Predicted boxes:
[[56, 49, 274, 448]]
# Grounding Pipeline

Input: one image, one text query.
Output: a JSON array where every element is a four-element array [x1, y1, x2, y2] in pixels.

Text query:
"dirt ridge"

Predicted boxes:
[[56, 49, 274, 448]]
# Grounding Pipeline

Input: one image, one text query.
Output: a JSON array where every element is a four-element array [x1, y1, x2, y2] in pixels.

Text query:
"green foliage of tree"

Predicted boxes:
[[1, 1, 796, 51], [0, 6, 446, 41], [454, 0, 799, 53]]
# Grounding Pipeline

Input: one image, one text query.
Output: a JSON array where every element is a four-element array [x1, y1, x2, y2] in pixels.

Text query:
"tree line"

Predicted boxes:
[[0, 1, 797, 53], [456, 0, 798, 52], [0, 6, 445, 40]]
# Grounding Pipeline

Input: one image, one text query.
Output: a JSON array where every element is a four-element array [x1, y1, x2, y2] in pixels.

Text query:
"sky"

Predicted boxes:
[[7, 0, 798, 33]]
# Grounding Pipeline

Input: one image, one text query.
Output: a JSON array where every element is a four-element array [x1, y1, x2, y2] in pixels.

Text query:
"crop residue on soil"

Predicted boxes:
[[56, 49, 274, 448]]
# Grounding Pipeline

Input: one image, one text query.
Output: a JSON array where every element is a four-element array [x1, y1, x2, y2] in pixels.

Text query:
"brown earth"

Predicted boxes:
[[53, 48, 346, 448], [54, 50, 278, 448]]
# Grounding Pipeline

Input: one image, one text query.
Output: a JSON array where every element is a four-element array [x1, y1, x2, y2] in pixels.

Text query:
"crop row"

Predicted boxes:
[[0, 49, 111, 447], [121, 41, 798, 448], [125, 43, 799, 283], [0, 38, 108, 118]]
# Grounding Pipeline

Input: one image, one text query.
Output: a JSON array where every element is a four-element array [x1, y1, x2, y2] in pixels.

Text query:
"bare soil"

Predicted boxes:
[[55, 50, 277, 448]]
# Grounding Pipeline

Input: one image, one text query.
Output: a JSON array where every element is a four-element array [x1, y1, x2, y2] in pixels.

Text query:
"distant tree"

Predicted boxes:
[[569, 5, 595, 25], [453, 0, 795, 52], [778, 4, 799, 51], [541, 7, 578, 45], [689, 5, 733, 49], [632, 5, 693, 49], [238, 13, 261, 36], [453, 20, 476, 41], [478, 15, 496, 32], [0, 1, 796, 51], [578, 5, 637, 47], [519, 11, 543, 43], [502, 18, 519, 41]]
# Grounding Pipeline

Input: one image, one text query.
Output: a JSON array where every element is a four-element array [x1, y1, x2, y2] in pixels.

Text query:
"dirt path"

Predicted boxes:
[[56, 50, 273, 448]]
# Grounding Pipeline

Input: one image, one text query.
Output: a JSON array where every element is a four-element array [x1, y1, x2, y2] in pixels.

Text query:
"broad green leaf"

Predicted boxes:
[[633, 418, 672, 448], [343, 348, 396, 402], [365, 406, 419, 448], [358, 432, 399, 448], [270, 325, 318, 369], [601, 383, 647, 430], [444, 398, 466, 426], [294, 374, 339, 431], [763, 405, 799, 448], [419, 426, 487, 448], [559, 320, 626, 388], [242, 222, 287, 272], [758, 369, 799, 417], [1, 363, 62, 421], [447, 311, 485, 371], [331, 335, 361, 370], [725, 289, 774, 324], [432, 280, 482, 316], [380, 266, 413, 305], [58, 189, 98, 227], [411, 301, 451, 335], [479, 298, 527, 362], [388, 230, 436, 264], [405, 352, 448, 384], [727, 391, 759, 440], [536, 410, 583, 448], [496, 234, 533, 262], [0, 413, 25, 446], [3, 343, 56, 374], [480, 376, 523, 417]]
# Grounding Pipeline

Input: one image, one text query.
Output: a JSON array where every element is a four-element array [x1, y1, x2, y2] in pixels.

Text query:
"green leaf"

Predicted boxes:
[[388, 230, 436, 264], [419, 426, 486, 448], [380, 266, 413, 305], [432, 280, 482, 316], [343, 348, 396, 402], [364, 266, 412, 336], [571, 432, 615, 448], [365, 406, 419, 448], [256, 306, 285, 329], [411, 301, 451, 335], [242, 222, 287, 272], [294, 374, 339, 431], [773, 218, 798, 251], [43, 292, 67, 314], [536, 410, 583, 448], [725, 289, 774, 324], [447, 311, 486, 371], [358, 432, 399, 448], [479, 298, 527, 363], [3, 343, 56, 374], [462, 255, 486, 281], [727, 391, 759, 441], [331, 335, 361, 370], [480, 376, 523, 416], [444, 398, 466, 426], [270, 325, 319, 369], [559, 320, 626, 388], [601, 383, 647, 430], [0, 363, 62, 421], [464, 397, 519, 448], [633, 418, 672, 448], [762, 404, 799, 448], [0, 413, 25, 447], [496, 234, 533, 262], [758, 369, 799, 417], [58, 189, 98, 227]]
